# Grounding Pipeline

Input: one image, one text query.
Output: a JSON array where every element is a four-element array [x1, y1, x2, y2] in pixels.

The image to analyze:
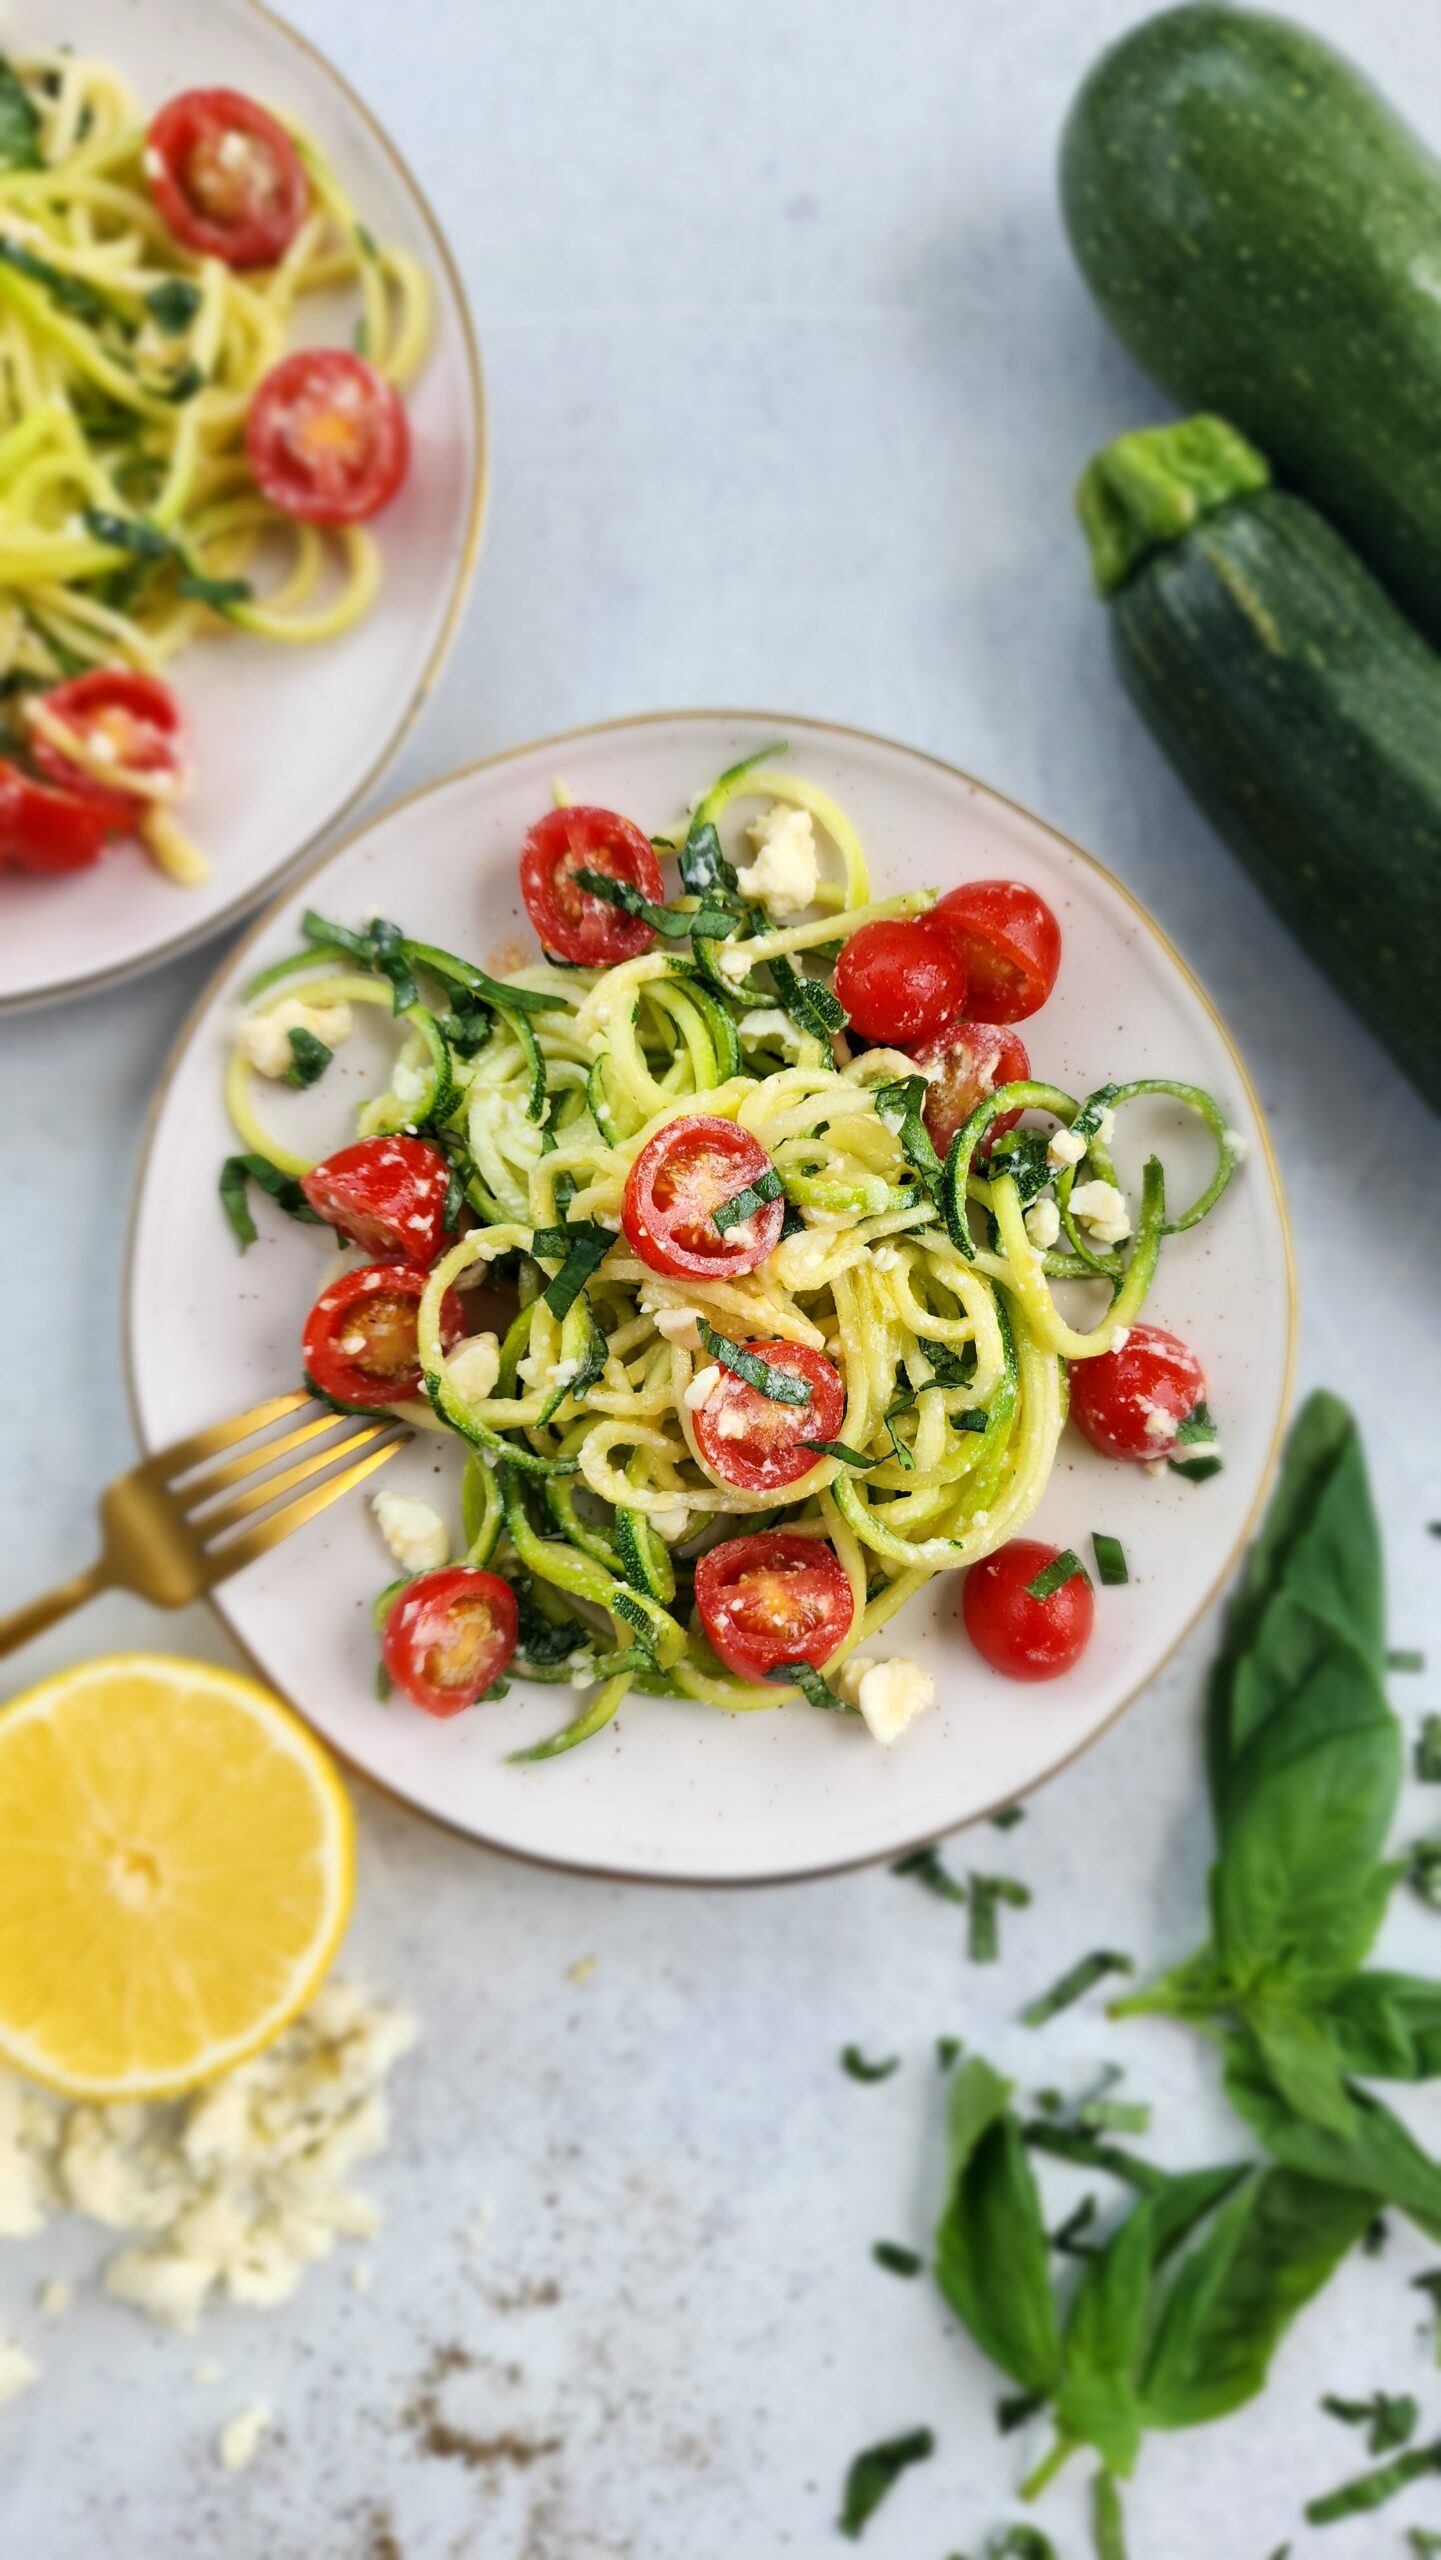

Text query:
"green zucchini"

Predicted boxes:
[[1079, 417, 1441, 1112], [1061, 5, 1441, 643]]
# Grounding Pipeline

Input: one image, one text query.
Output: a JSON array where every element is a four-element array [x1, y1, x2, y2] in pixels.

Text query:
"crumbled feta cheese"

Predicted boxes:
[[773, 1228, 834, 1291], [218, 2404, 270, 2474], [649, 1501, 690, 1540], [238, 999, 353, 1079], [738, 1006, 810, 1053], [718, 946, 751, 983], [372, 1491, 448, 1575], [1047, 1126, 1087, 1169], [1223, 1127, 1250, 1163], [839, 1655, 936, 1745], [1093, 1108, 1116, 1147], [390, 1056, 429, 1111], [194, 2361, 223, 2387], [647, 1302, 704, 1348], [0, 2072, 60, 2237], [37, 2279, 70, 2321], [1143, 1404, 1176, 1442], [1068, 1179, 1131, 1246], [736, 804, 820, 917], [348, 2261, 372, 2294], [567, 1654, 597, 1691], [444, 1331, 501, 1407], [683, 1364, 724, 1413], [1023, 1196, 1061, 1250], [0, 2336, 38, 2406], [711, 1404, 750, 1441], [546, 1356, 582, 1392]]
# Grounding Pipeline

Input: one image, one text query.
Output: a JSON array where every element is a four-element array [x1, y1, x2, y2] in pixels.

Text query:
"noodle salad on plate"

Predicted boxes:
[[221, 745, 1241, 1761]]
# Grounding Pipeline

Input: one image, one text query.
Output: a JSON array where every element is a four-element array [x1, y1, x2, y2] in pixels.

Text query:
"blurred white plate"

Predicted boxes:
[[0, 0, 484, 1011], [126, 712, 1295, 1884]]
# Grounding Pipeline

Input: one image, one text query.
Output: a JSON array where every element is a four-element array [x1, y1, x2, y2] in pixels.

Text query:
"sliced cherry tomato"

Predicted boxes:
[[382, 1566, 519, 1717], [962, 1539, 1095, 1681], [834, 917, 967, 1047], [623, 1116, 785, 1281], [694, 1531, 854, 1682], [0, 762, 111, 873], [917, 1021, 1031, 1160], [302, 1262, 464, 1409], [518, 804, 665, 966], [1068, 1323, 1209, 1464], [30, 670, 185, 830], [691, 1341, 844, 1493], [146, 89, 308, 267], [930, 880, 1061, 1024], [301, 1137, 452, 1268], [246, 350, 410, 526]]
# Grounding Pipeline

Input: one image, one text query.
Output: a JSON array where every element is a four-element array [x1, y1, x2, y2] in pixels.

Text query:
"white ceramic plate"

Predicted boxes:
[[0, 0, 484, 1013], [126, 712, 1295, 1884]]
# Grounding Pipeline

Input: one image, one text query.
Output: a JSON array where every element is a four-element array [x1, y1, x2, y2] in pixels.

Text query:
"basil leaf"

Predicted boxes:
[[1305, 2435, 1441, 2526], [933, 2058, 1063, 2397], [145, 276, 202, 334], [218, 1152, 324, 1252], [872, 2240, 922, 2277], [1223, 2034, 1441, 2240], [1022, 1950, 1134, 2028], [767, 950, 846, 1039], [0, 57, 42, 169], [1092, 1533, 1129, 1587], [679, 814, 737, 898], [698, 1320, 812, 1406], [841, 2046, 899, 2083], [778, 1660, 848, 1713], [284, 1026, 332, 1088], [1321, 1972, 1441, 2081], [1243, 2003, 1360, 2137], [1320, 2390, 1418, 2455], [0, 235, 124, 328], [1174, 1400, 1219, 1446], [1055, 2193, 1158, 2476], [802, 1436, 880, 1469], [969, 1873, 1030, 1962], [82, 507, 170, 562], [1025, 1550, 1090, 1602], [874, 1073, 942, 1196], [891, 1845, 966, 1904], [571, 866, 738, 942], [155, 359, 204, 404], [1170, 1451, 1224, 1485], [364, 916, 419, 1015], [711, 1166, 783, 1233], [986, 1124, 1053, 1207], [917, 1336, 972, 1386], [836, 2426, 934, 2538], [1139, 2167, 1378, 2430]]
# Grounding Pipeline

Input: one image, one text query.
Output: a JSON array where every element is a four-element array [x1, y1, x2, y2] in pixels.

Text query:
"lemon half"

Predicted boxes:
[[0, 1655, 354, 2099]]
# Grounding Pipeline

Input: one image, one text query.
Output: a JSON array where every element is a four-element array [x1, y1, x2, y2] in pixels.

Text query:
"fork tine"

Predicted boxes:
[[152, 1389, 310, 1481], [180, 1407, 364, 1503], [190, 1422, 394, 1537], [202, 1437, 405, 1580]]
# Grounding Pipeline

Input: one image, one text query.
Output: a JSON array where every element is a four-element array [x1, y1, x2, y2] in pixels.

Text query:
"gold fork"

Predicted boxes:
[[0, 1391, 408, 1661]]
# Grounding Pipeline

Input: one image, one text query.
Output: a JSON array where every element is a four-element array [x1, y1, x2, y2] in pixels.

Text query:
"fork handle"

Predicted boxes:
[[0, 1562, 106, 1663]]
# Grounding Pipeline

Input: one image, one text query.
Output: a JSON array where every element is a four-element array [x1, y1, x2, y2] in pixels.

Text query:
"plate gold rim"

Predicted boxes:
[[0, 0, 488, 1017], [121, 706, 1299, 1889]]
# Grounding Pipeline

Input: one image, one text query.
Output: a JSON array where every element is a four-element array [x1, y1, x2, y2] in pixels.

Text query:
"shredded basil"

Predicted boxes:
[[1305, 2435, 1441, 2524], [997, 2390, 1047, 2435], [1021, 1949, 1134, 2028], [1321, 2392, 1419, 2455], [0, 57, 43, 169], [0, 235, 128, 328], [1025, 1549, 1090, 1602], [81, 508, 251, 614], [968, 1872, 1030, 1963], [1389, 1648, 1426, 1673], [1408, 1836, 1441, 1910], [1049, 2195, 1099, 2257], [802, 1436, 880, 1470], [284, 1026, 332, 1088], [1175, 1400, 1219, 1446], [837, 2426, 934, 2539], [155, 359, 204, 404], [991, 1805, 1026, 1830], [572, 866, 738, 942], [874, 1074, 943, 1198], [936, 2036, 962, 2069], [436, 1002, 492, 1057], [872, 2240, 922, 2278], [711, 1166, 783, 1233], [1417, 1716, 1441, 1783], [917, 1335, 971, 1386], [1091, 1531, 1129, 1587], [530, 1221, 613, 1321], [355, 219, 378, 257], [777, 1659, 849, 1713], [219, 1153, 325, 1251], [985, 1124, 1054, 1206], [1080, 2097, 1152, 2134], [767, 950, 847, 1039], [698, 1319, 812, 1406], [145, 276, 202, 334], [678, 813, 737, 897], [841, 2045, 899, 2084], [892, 1845, 967, 1903], [1170, 1451, 1224, 1484]]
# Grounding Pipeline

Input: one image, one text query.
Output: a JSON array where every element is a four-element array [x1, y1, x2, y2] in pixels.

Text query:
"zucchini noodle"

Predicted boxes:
[[225, 751, 1243, 1759], [0, 46, 430, 880]]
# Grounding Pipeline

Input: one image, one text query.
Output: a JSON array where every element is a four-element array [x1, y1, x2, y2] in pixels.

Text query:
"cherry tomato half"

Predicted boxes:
[[930, 880, 1061, 1024], [30, 669, 185, 830], [834, 917, 967, 1048], [302, 1262, 465, 1409], [691, 1340, 844, 1494], [518, 804, 665, 967], [246, 350, 410, 526], [382, 1566, 519, 1717], [917, 1021, 1031, 1160], [301, 1136, 452, 1268], [694, 1531, 854, 1682], [146, 89, 309, 267], [962, 1539, 1095, 1681], [622, 1116, 785, 1281], [1068, 1323, 1208, 1464], [0, 762, 111, 873]]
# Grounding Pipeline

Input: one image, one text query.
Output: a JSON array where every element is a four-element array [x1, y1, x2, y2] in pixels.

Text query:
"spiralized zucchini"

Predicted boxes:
[[0, 47, 429, 878], [226, 750, 1242, 1757]]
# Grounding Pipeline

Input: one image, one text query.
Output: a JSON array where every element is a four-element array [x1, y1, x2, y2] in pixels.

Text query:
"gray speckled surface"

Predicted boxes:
[[2, 2, 1440, 2553]]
